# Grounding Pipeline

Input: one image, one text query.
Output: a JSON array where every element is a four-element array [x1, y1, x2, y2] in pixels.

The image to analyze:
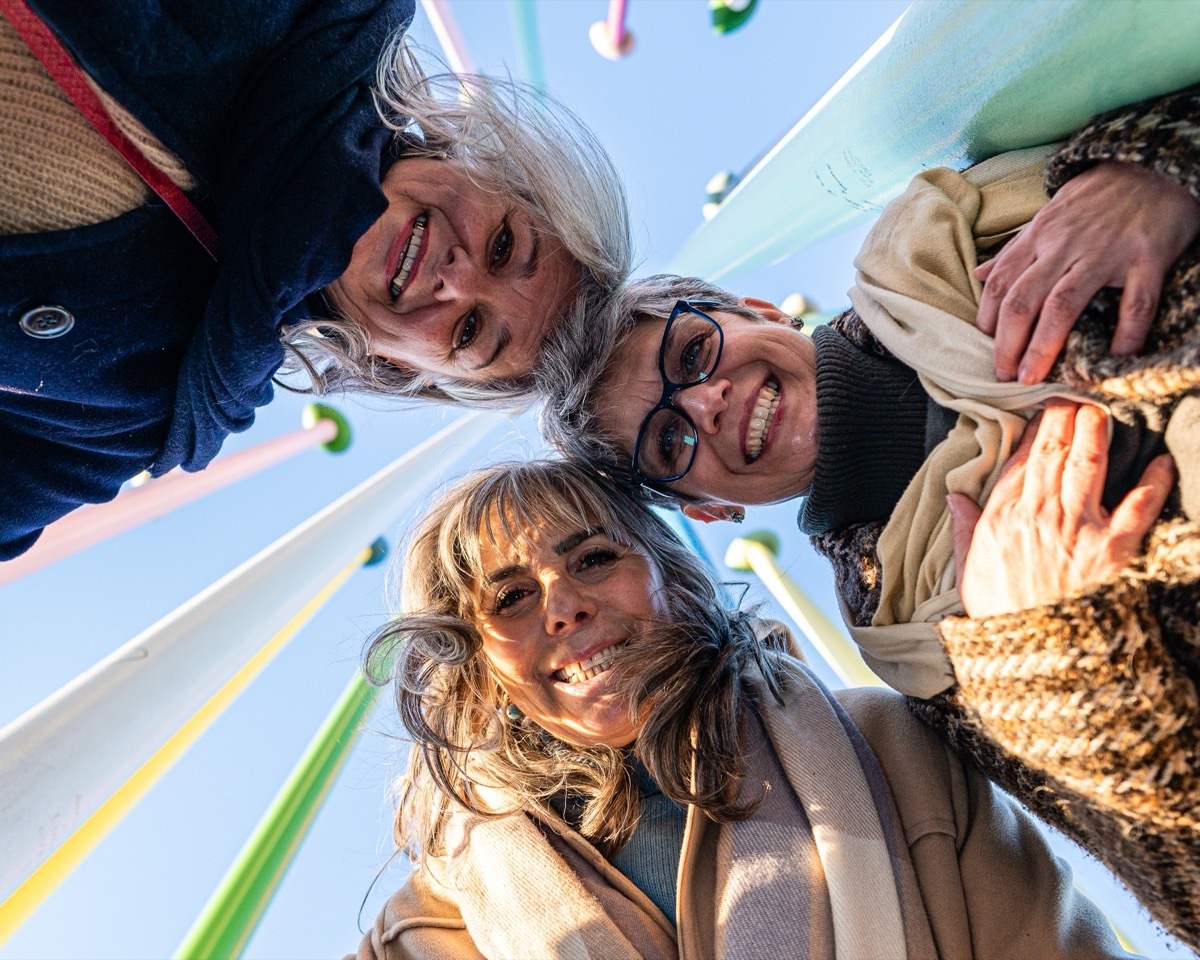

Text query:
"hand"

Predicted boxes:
[[974, 163, 1200, 384], [948, 400, 1173, 619]]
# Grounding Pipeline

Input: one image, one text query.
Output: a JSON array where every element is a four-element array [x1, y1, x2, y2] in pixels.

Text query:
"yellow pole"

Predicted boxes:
[[0, 547, 370, 944], [725, 531, 882, 688]]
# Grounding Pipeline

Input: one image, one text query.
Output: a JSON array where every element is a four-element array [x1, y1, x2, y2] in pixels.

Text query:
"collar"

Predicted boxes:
[[797, 325, 929, 535]]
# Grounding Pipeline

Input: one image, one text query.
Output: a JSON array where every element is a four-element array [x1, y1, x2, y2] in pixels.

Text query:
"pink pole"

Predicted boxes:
[[607, 0, 628, 47], [0, 407, 347, 587], [419, 0, 477, 75]]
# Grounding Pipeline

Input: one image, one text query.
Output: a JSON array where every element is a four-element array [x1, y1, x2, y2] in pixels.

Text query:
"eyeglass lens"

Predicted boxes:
[[636, 311, 721, 480]]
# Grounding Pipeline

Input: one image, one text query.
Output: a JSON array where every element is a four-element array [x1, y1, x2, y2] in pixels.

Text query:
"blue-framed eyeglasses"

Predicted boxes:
[[630, 300, 724, 485]]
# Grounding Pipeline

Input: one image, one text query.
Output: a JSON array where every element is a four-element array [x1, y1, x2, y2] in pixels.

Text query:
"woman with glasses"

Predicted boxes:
[[353, 458, 1128, 960], [539, 88, 1200, 949]]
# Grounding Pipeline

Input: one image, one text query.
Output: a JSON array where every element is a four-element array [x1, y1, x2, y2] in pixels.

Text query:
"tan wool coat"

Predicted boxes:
[[351, 684, 1125, 960]]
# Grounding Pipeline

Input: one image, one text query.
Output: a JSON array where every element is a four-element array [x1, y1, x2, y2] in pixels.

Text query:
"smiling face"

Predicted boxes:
[[595, 302, 819, 508], [326, 158, 580, 382], [473, 516, 664, 748]]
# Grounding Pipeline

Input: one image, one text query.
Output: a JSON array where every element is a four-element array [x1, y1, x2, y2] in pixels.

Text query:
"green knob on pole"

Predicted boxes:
[[302, 403, 353, 453], [724, 530, 780, 571]]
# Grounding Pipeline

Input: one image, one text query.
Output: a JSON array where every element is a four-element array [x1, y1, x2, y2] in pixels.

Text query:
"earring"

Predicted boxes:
[[789, 316, 805, 331], [730, 508, 745, 524], [504, 702, 524, 723]]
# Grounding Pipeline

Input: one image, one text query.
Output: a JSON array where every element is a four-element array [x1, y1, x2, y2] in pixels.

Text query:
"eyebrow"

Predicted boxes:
[[472, 326, 511, 371], [481, 528, 603, 585], [520, 233, 541, 281]]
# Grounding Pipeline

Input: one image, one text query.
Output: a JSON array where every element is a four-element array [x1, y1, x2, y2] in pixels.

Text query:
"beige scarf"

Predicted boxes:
[[847, 145, 1092, 698], [426, 664, 915, 959]]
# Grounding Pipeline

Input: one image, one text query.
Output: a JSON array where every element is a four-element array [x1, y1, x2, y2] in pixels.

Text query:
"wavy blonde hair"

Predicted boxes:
[[367, 460, 796, 865], [279, 34, 632, 407]]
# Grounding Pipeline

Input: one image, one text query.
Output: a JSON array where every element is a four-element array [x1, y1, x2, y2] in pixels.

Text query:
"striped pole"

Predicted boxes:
[[0, 413, 497, 941], [669, 0, 1200, 280], [0, 404, 352, 587], [173, 671, 382, 960], [725, 531, 883, 688]]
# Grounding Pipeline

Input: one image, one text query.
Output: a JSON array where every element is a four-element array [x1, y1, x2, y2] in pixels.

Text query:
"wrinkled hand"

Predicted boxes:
[[974, 162, 1200, 384], [948, 400, 1173, 619]]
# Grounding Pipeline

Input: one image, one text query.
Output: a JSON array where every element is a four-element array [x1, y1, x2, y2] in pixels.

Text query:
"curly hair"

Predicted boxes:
[[278, 33, 632, 408], [365, 460, 797, 864]]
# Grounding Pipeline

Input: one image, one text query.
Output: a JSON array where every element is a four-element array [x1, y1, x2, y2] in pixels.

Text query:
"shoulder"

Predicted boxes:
[[352, 870, 485, 960]]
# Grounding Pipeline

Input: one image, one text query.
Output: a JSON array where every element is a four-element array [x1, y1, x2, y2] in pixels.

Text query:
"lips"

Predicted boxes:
[[553, 641, 627, 684], [744, 377, 780, 461], [388, 213, 428, 299]]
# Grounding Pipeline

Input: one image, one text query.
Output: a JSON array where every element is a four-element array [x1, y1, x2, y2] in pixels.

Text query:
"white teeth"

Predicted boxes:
[[553, 642, 625, 684], [389, 215, 427, 298], [745, 379, 780, 460]]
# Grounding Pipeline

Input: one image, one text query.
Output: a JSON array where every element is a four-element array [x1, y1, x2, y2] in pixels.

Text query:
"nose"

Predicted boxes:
[[543, 575, 596, 635], [675, 376, 730, 435], [432, 244, 480, 303]]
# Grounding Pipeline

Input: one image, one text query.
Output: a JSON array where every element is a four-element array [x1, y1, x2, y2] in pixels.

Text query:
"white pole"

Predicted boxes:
[[0, 412, 497, 905]]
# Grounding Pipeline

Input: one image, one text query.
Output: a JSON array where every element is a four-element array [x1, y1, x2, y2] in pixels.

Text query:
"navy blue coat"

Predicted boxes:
[[0, 0, 414, 559]]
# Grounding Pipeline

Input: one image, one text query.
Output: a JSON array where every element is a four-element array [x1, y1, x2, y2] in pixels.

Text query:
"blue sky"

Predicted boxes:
[[0, 2, 1184, 957]]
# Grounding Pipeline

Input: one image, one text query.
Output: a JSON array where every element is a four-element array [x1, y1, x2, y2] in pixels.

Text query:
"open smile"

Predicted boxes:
[[553, 641, 627, 684], [744, 377, 781, 461], [388, 213, 429, 299]]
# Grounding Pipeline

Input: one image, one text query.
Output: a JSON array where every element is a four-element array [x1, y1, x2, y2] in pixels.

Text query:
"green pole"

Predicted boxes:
[[173, 671, 380, 960]]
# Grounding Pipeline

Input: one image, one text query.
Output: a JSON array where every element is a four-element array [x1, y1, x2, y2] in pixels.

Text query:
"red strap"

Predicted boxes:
[[0, 0, 219, 259]]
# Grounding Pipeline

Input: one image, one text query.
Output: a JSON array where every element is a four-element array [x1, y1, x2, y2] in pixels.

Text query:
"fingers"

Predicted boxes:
[[947, 492, 983, 590], [1112, 263, 1162, 356], [1017, 266, 1102, 384], [1059, 403, 1110, 520], [1025, 401, 1078, 504], [1109, 454, 1175, 551]]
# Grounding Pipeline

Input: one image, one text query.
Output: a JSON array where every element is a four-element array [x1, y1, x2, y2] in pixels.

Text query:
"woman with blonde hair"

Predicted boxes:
[[353, 459, 1127, 959]]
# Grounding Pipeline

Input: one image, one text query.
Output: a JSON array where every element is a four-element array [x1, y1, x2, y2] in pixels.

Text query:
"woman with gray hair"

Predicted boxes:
[[353, 458, 1127, 959], [538, 86, 1200, 948], [0, 0, 630, 560]]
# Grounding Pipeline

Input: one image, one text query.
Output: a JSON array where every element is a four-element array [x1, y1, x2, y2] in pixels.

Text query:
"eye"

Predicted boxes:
[[493, 583, 534, 614], [656, 414, 685, 466], [677, 332, 713, 381], [455, 312, 479, 351], [576, 547, 619, 573], [490, 220, 514, 269]]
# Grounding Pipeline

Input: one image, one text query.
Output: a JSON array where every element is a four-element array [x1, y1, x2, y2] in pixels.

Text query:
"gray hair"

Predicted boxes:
[[538, 274, 762, 508], [366, 460, 794, 864], [278, 34, 632, 408]]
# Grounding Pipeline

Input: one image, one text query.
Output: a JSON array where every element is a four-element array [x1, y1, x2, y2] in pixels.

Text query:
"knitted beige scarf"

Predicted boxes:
[[847, 145, 1092, 699], [425, 665, 913, 959]]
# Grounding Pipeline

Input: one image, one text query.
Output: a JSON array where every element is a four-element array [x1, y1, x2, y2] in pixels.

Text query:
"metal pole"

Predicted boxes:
[[420, 0, 476, 75], [0, 404, 351, 587], [0, 413, 497, 938], [507, 0, 545, 92], [669, 0, 1200, 280], [173, 672, 381, 960], [725, 531, 883, 688]]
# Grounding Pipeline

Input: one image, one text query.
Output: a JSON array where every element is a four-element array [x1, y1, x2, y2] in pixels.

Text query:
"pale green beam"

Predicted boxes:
[[670, 0, 1200, 282], [174, 670, 381, 960], [508, 0, 546, 93]]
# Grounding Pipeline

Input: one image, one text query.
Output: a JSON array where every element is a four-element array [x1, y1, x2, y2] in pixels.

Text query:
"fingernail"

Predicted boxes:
[[945, 495, 960, 520]]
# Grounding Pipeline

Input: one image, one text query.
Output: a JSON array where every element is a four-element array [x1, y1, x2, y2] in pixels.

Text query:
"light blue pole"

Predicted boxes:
[[670, 0, 1200, 281]]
